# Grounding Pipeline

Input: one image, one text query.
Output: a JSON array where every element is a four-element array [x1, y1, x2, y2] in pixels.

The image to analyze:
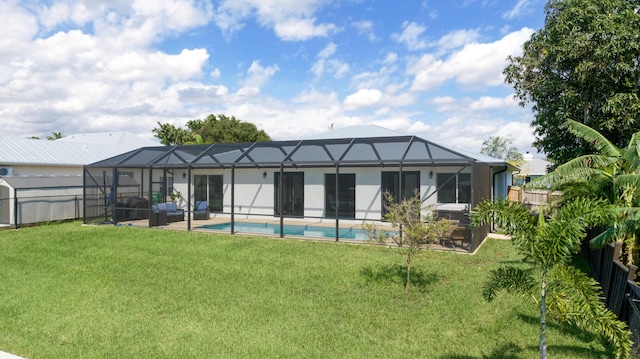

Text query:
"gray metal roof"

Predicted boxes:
[[88, 135, 510, 169], [0, 132, 158, 166], [519, 157, 552, 176]]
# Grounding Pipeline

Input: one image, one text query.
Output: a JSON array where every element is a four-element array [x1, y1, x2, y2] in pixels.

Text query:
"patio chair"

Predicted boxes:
[[193, 201, 210, 220]]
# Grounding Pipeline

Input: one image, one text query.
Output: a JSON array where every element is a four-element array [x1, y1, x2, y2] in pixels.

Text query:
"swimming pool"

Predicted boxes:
[[198, 222, 391, 241]]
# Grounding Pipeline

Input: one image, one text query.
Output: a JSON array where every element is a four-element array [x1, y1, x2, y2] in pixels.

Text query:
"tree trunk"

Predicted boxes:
[[540, 275, 547, 359], [406, 257, 411, 294]]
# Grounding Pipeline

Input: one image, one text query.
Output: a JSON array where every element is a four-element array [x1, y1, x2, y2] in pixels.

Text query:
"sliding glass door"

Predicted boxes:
[[325, 173, 356, 219], [194, 174, 223, 212], [274, 172, 304, 217]]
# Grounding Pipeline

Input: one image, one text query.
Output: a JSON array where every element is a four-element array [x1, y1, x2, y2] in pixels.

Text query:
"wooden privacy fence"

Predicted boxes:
[[588, 241, 640, 351], [507, 186, 562, 213]]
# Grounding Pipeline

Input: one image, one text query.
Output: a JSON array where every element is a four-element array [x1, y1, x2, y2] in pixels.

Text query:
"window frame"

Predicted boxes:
[[436, 172, 471, 204]]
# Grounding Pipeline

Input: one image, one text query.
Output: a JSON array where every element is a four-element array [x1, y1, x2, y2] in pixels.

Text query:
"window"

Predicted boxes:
[[325, 174, 356, 219], [160, 176, 174, 198], [437, 173, 471, 204], [381, 171, 420, 216]]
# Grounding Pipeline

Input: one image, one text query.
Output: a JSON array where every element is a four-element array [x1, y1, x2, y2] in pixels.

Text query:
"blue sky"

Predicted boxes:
[[1, 0, 546, 154]]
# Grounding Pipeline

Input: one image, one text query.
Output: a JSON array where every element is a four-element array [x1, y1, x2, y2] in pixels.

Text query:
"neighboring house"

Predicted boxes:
[[0, 132, 158, 227], [514, 152, 553, 185], [84, 125, 516, 252]]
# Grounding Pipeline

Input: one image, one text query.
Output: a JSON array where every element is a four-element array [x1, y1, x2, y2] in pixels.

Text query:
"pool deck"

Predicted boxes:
[[113, 214, 472, 253]]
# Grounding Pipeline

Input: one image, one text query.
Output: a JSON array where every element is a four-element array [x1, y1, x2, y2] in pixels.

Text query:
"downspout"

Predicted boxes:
[[492, 166, 508, 201], [491, 165, 508, 232]]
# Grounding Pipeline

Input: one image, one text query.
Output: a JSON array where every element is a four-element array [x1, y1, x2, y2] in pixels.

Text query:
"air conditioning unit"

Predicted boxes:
[[0, 167, 13, 176]]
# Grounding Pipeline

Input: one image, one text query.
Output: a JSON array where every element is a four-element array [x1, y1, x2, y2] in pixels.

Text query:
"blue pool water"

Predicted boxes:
[[199, 222, 385, 240]]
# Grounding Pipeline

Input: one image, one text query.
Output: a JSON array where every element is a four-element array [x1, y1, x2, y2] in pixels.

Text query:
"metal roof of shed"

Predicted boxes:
[[0, 132, 158, 166], [87, 135, 508, 169]]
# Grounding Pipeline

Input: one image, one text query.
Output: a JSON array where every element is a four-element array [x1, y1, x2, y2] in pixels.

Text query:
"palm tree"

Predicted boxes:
[[45, 132, 64, 140], [529, 119, 640, 265], [480, 136, 523, 162], [471, 198, 631, 359]]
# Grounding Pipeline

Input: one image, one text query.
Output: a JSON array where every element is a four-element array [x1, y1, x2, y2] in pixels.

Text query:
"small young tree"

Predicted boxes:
[[365, 192, 455, 294], [471, 198, 631, 359]]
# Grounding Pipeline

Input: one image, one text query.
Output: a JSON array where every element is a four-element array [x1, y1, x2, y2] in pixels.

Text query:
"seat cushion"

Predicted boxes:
[[196, 201, 208, 211]]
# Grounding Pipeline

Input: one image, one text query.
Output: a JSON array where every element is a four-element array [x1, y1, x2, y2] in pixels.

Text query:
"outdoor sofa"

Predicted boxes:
[[150, 202, 184, 225]]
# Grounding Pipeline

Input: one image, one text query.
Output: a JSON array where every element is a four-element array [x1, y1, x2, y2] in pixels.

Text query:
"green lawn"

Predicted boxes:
[[0, 222, 613, 358]]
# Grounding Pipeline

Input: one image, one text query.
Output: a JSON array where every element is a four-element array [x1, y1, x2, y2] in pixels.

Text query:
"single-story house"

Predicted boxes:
[[513, 152, 553, 185], [0, 132, 158, 227], [83, 126, 516, 252]]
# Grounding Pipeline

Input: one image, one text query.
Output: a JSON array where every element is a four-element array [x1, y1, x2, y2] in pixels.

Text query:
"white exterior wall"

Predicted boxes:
[[173, 165, 473, 222], [231, 168, 274, 216]]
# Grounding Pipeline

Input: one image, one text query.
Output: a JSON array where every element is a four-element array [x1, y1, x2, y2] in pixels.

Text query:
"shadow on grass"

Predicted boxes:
[[359, 263, 441, 292], [439, 312, 612, 358], [516, 313, 599, 343], [438, 342, 609, 359], [438, 343, 523, 359]]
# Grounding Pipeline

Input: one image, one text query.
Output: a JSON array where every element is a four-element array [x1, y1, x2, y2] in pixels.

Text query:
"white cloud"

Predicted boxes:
[[0, 2, 38, 48], [214, 0, 338, 41], [311, 42, 349, 78], [420, 93, 535, 153], [409, 27, 534, 91], [383, 52, 397, 64], [0, 1, 214, 137], [392, 21, 428, 51], [469, 95, 519, 111], [503, 0, 534, 19], [343, 89, 383, 110], [436, 29, 481, 52], [242, 60, 279, 89], [273, 17, 339, 41], [352, 20, 376, 41], [318, 42, 337, 58]]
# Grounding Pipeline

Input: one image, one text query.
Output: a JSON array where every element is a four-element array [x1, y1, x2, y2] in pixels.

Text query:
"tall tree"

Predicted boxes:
[[152, 123, 192, 146], [187, 114, 271, 144], [471, 198, 631, 359], [153, 114, 271, 146], [480, 136, 523, 162], [504, 0, 640, 166]]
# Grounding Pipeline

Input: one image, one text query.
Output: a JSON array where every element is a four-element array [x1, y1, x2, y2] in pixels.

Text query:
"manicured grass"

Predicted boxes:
[[0, 222, 613, 358]]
